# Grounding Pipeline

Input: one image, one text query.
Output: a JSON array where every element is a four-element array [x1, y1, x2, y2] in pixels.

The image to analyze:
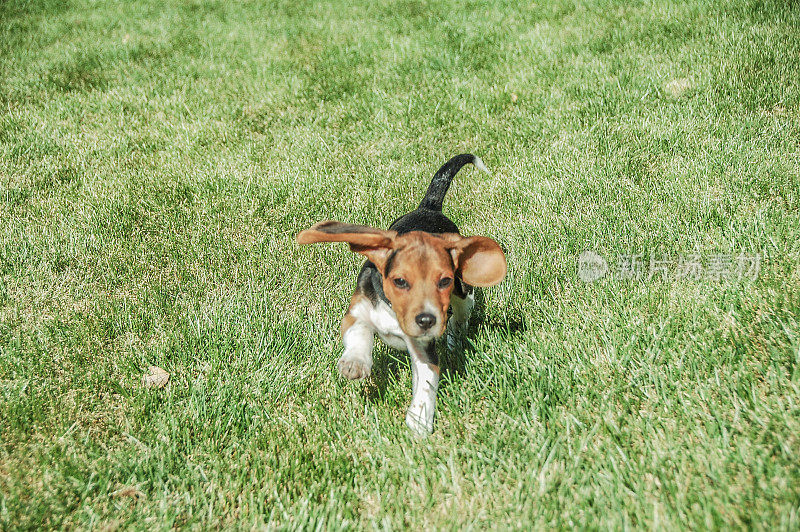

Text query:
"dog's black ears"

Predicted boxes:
[[297, 221, 397, 269]]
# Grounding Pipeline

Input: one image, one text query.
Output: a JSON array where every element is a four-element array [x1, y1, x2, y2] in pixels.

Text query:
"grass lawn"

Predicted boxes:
[[1, 0, 799, 528]]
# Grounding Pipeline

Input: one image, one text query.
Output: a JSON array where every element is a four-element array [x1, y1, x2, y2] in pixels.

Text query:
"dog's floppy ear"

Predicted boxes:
[[443, 234, 507, 287], [297, 221, 397, 268]]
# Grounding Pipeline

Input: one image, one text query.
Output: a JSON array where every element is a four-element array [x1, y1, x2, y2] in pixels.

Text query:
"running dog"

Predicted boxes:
[[297, 154, 506, 434]]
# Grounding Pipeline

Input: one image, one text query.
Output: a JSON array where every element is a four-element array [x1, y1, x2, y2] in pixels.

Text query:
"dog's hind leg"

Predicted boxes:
[[446, 283, 475, 351]]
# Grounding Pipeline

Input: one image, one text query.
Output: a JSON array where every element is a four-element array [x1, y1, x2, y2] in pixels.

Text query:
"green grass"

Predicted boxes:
[[1, 0, 799, 528]]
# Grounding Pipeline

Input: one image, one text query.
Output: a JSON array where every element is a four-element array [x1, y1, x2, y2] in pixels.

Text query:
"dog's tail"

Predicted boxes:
[[418, 154, 489, 211]]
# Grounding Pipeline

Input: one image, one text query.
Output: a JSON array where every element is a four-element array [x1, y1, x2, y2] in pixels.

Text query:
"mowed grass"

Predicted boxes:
[[1, 0, 799, 528]]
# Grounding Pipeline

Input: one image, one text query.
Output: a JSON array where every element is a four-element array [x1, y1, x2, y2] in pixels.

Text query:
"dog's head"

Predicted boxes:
[[297, 221, 506, 340]]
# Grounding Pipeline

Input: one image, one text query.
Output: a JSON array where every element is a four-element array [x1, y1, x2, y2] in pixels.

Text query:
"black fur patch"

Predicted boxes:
[[383, 250, 398, 278], [423, 339, 439, 366], [418, 154, 479, 211], [352, 154, 484, 307], [388, 209, 459, 235]]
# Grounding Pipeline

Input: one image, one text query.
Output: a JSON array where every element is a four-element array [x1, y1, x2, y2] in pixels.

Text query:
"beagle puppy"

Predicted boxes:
[[297, 154, 506, 434]]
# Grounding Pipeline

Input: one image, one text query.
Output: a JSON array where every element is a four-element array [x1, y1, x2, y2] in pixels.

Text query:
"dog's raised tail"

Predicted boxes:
[[418, 153, 488, 211]]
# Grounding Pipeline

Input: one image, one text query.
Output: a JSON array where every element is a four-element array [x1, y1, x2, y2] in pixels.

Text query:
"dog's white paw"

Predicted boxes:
[[338, 356, 372, 381], [405, 404, 435, 436]]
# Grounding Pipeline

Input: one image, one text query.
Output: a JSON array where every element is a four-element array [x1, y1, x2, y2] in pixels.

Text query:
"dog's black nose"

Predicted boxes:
[[415, 313, 436, 330]]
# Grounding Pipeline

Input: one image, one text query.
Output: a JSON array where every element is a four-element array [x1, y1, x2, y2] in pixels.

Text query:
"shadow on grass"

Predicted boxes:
[[361, 289, 528, 403], [361, 348, 404, 404]]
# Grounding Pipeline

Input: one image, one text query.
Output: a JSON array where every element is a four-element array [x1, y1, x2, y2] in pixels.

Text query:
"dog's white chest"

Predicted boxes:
[[353, 299, 408, 351], [371, 302, 409, 351]]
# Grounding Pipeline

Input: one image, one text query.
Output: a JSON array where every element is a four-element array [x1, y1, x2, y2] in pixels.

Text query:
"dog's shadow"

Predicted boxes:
[[362, 289, 527, 404]]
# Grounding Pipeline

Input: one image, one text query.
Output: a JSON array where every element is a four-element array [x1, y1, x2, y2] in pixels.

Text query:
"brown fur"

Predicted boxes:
[[298, 221, 506, 340], [340, 312, 357, 339], [379, 232, 455, 337]]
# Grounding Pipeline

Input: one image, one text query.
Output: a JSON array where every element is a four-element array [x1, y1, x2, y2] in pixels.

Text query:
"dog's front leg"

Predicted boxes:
[[405, 340, 439, 435], [339, 316, 374, 381]]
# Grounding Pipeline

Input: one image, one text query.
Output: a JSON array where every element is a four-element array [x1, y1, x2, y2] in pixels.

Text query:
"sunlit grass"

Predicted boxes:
[[1, 0, 799, 528]]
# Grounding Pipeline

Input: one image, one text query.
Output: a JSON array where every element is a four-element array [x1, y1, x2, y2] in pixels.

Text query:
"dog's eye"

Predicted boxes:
[[393, 278, 410, 289], [438, 277, 453, 289]]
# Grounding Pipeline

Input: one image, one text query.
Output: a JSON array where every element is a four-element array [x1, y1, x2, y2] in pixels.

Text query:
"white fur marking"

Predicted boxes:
[[446, 292, 474, 351], [345, 298, 445, 434], [342, 322, 373, 362], [405, 340, 439, 435], [472, 156, 489, 174], [450, 291, 475, 325], [339, 320, 374, 380], [348, 299, 407, 352]]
